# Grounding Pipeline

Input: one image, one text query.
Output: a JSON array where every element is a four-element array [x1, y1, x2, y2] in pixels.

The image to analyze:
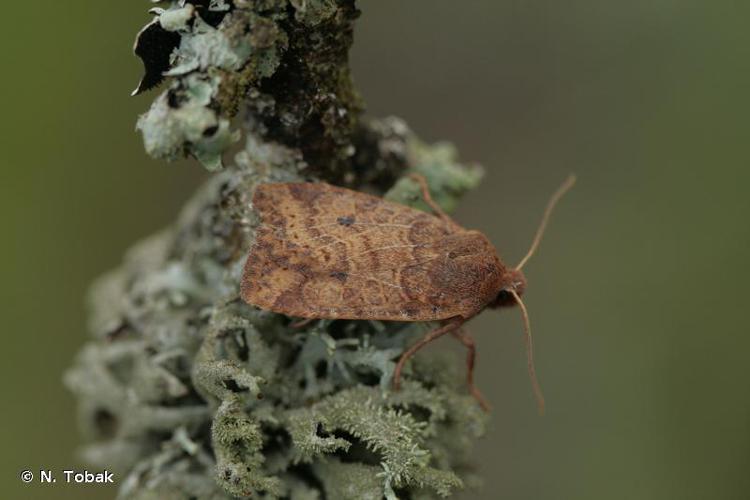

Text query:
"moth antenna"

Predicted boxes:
[[510, 289, 545, 415], [516, 174, 576, 270]]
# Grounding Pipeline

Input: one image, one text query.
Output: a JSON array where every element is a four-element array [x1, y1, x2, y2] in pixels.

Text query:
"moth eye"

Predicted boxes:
[[496, 290, 511, 302]]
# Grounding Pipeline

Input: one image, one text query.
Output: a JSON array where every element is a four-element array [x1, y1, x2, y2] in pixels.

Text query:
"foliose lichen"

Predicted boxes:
[[66, 1, 489, 498]]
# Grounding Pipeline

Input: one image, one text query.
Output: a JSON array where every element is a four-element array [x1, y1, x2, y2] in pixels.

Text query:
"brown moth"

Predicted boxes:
[[240, 174, 575, 413]]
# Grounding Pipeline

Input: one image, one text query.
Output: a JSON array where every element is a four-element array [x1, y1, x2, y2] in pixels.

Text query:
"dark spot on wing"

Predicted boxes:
[[337, 215, 355, 226], [330, 271, 348, 282]]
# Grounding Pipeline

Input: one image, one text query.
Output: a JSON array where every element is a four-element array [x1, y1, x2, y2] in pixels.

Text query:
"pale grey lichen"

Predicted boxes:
[[165, 17, 253, 76], [156, 5, 196, 33], [137, 74, 239, 171], [67, 1, 490, 498]]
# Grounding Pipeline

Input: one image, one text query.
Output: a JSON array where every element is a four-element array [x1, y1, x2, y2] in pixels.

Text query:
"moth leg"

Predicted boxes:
[[452, 328, 491, 411], [290, 318, 316, 329], [407, 173, 459, 227], [393, 318, 464, 390]]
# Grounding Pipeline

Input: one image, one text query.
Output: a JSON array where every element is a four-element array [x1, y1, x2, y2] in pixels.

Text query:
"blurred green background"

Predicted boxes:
[[2, 1, 749, 499]]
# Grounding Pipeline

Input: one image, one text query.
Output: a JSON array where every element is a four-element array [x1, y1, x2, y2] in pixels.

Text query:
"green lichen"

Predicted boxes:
[[385, 140, 484, 214], [67, 1, 491, 498]]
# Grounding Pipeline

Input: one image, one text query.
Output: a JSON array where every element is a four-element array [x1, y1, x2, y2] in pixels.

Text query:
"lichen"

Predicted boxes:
[[67, 1, 490, 498], [133, 0, 360, 175], [385, 139, 484, 214]]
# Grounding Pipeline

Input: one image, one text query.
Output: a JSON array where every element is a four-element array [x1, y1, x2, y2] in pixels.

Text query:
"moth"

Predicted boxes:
[[240, 174, 575, 412]]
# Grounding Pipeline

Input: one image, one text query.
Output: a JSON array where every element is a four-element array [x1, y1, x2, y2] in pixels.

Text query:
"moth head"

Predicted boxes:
[[492, 268, 527, 308]]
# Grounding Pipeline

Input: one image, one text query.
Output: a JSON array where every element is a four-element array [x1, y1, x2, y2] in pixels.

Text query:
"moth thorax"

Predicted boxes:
[[492, 268, 527, 308]]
